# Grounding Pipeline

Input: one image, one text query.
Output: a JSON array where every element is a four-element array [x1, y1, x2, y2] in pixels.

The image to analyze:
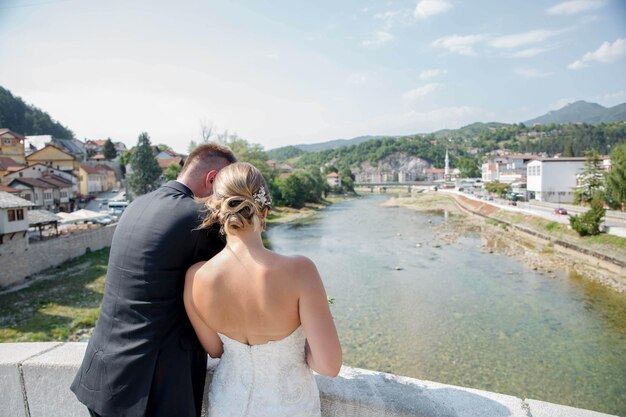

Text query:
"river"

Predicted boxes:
[[265, 195, 626, 415]]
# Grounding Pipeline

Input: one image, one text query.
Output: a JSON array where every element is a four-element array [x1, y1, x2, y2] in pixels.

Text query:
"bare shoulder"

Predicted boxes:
[[281, 255, 322, 287], [186, 261, 206, 281], [286, 254, 317, 271]]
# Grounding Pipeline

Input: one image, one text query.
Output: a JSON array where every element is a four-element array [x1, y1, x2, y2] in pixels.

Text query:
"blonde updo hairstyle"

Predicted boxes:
[[200, 162, 271, 235]]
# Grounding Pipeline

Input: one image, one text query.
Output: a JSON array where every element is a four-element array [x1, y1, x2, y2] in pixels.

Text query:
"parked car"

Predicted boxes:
[[554, 208, 568, 215]]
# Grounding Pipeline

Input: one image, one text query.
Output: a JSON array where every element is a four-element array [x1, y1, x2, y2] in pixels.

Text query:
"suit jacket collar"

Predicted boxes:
[[163, 180, 194, 197]]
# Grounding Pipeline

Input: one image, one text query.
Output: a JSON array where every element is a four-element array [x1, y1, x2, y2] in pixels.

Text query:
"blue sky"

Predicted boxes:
[[0, 0, 625, 152]]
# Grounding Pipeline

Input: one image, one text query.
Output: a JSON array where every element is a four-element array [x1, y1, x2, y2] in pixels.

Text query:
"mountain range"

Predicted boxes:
[[524, 101, 626, 125], [271, 100, 626, 154]]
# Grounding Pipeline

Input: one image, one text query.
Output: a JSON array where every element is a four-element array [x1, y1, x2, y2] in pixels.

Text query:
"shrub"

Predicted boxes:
[[569, 198, 605, 236]]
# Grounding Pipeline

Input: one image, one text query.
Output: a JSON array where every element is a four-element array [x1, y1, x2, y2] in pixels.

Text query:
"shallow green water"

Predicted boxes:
[[266, 195, 626, 415]]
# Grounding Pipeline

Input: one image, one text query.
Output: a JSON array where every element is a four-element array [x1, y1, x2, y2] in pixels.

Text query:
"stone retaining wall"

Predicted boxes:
[[0, 342, 617, 417], [0, 225, 116, 288]]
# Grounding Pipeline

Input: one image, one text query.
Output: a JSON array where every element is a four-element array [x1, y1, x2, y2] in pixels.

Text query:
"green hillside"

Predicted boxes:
[[0, 86, 74, 138]]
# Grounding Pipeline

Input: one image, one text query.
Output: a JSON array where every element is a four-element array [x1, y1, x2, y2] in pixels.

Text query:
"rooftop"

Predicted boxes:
[[0, 190, 35, 208]]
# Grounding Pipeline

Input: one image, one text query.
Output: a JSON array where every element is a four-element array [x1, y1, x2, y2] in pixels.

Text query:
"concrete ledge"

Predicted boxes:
[[0, 342, 618, 417]]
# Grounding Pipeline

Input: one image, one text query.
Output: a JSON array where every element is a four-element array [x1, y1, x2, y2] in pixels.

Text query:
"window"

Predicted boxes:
[[23, 193, 31, 201], [7, 209, 23, 222], [3, 138, 12, 146], [61, 191, 67, 198], [44, 191, 52, 200]]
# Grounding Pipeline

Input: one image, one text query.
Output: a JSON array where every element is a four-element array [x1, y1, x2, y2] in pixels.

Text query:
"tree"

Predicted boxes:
[[562, 142, 574, 157], [485, 181, 511, 197], [119, 150, 131, 177], [574, 150, 604, 204], [569, 196, 605, 236], [605, 143, 626, 210], [128, 132, 162, 196], [457, 157, 481, 178], [341, 168, 355, 194], [199, 119, 214, 143], [103, 138, 117, 160], [164, 162, 182, 181]]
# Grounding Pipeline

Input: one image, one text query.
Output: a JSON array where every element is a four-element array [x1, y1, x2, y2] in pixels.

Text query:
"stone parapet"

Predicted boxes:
[[0, 342, 618, 417]]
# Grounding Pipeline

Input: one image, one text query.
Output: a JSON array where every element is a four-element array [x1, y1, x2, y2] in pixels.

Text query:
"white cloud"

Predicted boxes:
[[490, 29, 561, 49], [432, 34, 486, 55], [515, 68, 553, 78], [511, 47, 552, 58], [361, 31, 394, 47], [402, 83, 441, 100], [568, 38, 626, 69], [419, 69, 447, 79], [547, 0, 605, 15], [414, 0, 452, 19]]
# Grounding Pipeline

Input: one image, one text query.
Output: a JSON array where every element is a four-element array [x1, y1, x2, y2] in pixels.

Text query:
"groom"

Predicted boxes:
[[71, 143, 236, 417]]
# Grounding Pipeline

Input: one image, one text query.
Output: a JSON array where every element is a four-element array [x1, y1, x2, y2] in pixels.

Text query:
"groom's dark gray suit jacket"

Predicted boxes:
[[71, 181, 224, 417]]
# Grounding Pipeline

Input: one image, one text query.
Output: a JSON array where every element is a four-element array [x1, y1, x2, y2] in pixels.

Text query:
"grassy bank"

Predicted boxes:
[[266, 195, 357, 226], [0, 248, 108, 343]]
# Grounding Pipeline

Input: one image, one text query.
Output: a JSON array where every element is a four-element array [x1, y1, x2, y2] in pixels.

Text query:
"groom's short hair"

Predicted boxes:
[[181, 143, 237, 176]]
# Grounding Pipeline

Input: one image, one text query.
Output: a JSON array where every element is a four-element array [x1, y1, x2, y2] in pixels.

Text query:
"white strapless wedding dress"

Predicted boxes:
[[207, 326, 321, 417]]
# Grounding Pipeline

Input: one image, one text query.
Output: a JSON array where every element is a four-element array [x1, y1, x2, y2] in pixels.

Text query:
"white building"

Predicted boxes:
[[482, 155, 535, 184], [526, 157, 586, 203], [326, 172, 342, 187], [0, 191, 34, 246]]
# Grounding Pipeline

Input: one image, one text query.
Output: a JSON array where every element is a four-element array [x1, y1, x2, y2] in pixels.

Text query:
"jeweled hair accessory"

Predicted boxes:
[[253, 186, 271, 208]]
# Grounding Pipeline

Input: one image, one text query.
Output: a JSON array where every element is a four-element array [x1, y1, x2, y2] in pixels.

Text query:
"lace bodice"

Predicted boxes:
[[207, 326, 321, 417]]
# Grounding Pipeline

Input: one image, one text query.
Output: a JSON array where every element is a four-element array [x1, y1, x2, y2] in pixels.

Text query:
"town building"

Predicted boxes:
[[526, 157, 586, 203], [423, 168, 446, 181], [0, 156, 25, 182], [50, 138, 86, 160], [0, 129, 26, 164], [79, 164, 107, 195], [95, 164, 117, 190], [0, 191, 34, 252], [326, 172, 342, 187], [26, 145, 80, 178], [86, 139, 127, 157], [4, 163, 79, 195], [481, 154, 535, 184]]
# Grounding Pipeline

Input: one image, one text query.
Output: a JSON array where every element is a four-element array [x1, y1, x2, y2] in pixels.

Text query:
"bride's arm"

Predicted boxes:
[[297, 257, 342, 377], [184, 262, 224, 358]]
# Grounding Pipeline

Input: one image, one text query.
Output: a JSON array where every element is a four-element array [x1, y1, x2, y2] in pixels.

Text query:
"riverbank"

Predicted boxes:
[[382, 192, 626, 293], [266, 195, 358, 226]]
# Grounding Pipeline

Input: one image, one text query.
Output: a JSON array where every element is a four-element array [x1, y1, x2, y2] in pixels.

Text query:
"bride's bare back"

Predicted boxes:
[[186, 244, 341, 377], [183, 162, 341, 377]]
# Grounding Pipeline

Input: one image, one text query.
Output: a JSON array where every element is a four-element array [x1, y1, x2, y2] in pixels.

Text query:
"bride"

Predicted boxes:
[[184, 162, 342, 416]]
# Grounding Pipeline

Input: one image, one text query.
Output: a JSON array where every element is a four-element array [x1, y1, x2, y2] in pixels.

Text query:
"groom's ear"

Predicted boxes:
[[205, 170, 219, 190]]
